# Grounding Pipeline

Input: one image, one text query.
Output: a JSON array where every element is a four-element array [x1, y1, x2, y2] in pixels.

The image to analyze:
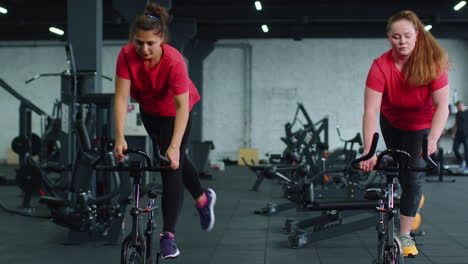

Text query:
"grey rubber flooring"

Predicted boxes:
[[0, 164, 467, 264]]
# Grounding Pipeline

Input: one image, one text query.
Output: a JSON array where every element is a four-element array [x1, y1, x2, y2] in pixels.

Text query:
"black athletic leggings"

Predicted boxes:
[[140, 109, 204, 234], [453, 134, 468, 165], [380, 114, 428, 217]]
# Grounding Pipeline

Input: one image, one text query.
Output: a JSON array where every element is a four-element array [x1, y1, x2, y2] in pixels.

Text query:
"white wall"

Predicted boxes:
[[0, 38, 467, 163], [203, 47, 246, 159]]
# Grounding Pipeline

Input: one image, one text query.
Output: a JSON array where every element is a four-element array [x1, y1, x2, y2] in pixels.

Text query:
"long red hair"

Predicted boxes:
[[387, 10, 449, 87]]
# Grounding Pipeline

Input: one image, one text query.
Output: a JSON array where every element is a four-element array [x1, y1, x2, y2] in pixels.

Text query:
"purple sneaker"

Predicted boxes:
[[159, 233, 180, 259], [196, 188, 216, 231]]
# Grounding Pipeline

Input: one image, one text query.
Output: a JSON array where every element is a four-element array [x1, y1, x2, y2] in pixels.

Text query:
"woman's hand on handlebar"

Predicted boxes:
[[359, 154, 377, 172], [114, 137, 128, 163], [427, 136, 438, 156], [419, 136, 438, 157], [166, 145, 180, 170]]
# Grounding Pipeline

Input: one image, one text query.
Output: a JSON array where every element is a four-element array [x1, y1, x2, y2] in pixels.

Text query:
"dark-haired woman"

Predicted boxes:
[[113, 3, 216, 259], [360, 10, 450, 258]]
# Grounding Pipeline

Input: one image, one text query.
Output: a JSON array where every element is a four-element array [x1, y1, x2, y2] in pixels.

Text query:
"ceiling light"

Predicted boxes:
[[424, 25, 433, 31], [261, 24, 269, 33], [454, 1, 466, 11], [49, 27, 64, 36], [0, 6, 8, 14], [255, 1, 262, 11]]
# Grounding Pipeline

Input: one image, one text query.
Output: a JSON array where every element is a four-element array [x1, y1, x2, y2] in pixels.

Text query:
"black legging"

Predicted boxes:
[[380, 114, 428, 217], [140, 109, 204, 234], [453, 134, 468, 165]]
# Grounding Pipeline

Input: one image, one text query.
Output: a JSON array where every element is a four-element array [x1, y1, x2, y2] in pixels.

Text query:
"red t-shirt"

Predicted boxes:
[[116, 43, 200, 116], [366, 50, 448, 131]]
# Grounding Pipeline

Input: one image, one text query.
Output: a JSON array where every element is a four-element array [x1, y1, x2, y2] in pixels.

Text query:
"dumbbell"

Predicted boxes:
[[411, 194, 425, 232]]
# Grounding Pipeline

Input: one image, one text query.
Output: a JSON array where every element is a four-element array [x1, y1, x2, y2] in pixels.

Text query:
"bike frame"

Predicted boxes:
[[92, 149, 169, 264], [352, 133, 436, 264]]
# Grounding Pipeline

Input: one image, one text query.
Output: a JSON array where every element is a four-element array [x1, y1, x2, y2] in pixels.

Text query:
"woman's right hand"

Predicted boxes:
[[114, 137, 128, 163], [359, 154, 378, 172]]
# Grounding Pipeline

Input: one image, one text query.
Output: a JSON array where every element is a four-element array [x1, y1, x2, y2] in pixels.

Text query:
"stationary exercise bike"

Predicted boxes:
[[92, 148, 170, 264], [351, 133, 436, 264]]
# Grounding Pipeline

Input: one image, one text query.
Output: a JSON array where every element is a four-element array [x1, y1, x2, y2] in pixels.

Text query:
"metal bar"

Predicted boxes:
[[0, 78, 48, 116]]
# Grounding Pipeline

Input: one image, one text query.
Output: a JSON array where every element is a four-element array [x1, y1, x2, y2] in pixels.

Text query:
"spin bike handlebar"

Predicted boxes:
[[351, 133, 437, 172], [91, 149, 171, 172]]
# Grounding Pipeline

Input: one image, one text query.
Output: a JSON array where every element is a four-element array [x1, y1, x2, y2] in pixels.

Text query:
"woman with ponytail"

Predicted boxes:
[[113, 3, 216, 259], [359, 10, 450, 258]]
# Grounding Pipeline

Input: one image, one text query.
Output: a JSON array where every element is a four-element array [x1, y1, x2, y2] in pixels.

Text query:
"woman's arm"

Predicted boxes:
[[428, 85, 450, 154], [114, 76, 131, 162], [361, 87, 383, 172], [362, 87, 383, 153], [166, 91, 190, 169]]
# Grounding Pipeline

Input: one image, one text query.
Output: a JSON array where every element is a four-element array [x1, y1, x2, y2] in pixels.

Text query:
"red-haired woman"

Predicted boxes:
[[360, 10, 450, 258]]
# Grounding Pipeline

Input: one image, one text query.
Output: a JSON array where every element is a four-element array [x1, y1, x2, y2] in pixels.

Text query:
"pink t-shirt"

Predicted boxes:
[[116, 43, 200, 116], [366, 50, 448, 130]]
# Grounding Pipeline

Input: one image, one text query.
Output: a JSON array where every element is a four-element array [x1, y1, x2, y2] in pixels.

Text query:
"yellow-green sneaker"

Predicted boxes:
[[399, 233, 418, 258]]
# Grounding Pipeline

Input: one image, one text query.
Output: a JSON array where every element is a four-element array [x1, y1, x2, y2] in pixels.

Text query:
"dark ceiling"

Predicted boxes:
[[0, 0, 467, 41]]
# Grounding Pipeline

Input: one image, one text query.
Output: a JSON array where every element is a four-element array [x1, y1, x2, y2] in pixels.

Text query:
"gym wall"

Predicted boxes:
[[0, 39, 467, 163]]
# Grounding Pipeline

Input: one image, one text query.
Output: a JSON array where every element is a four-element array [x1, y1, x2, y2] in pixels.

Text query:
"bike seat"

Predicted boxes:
[[142, 183, 162, 199], [364, 188, 385, 200], [42, 162, 72, 172], [365, 183, 386, 189], [39, 196, 69, 207], [147, 189, 160, 199]]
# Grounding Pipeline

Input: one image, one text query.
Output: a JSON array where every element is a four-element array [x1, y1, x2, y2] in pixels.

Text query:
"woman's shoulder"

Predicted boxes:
[[161, 43, 185, 65], [369, 49, 393, 72], [374, 49, 392, 64], [120, 43, 138, 58]]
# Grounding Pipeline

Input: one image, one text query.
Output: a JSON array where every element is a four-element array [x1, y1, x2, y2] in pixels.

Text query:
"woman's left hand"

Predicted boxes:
[[427, 136, 438, 155], [166, 145, 180, 170]]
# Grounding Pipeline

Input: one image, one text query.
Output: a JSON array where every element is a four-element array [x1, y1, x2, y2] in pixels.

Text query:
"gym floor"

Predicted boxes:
[[0, 164, 467, 264]]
